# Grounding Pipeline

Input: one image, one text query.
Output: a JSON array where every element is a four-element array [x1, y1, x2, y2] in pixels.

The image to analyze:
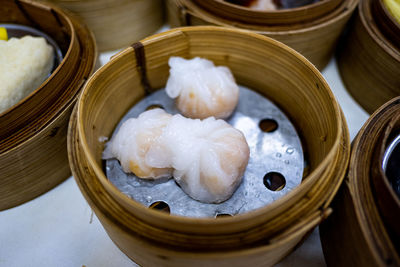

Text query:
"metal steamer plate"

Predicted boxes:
[[106, 86, 304, 218]]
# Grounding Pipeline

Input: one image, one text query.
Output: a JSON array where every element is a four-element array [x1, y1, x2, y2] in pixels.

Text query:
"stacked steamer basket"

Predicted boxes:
[[45, 0, 165, 51], [0, 0, 96, 210], [337, 0, 400, 114], [320, 97, 400, 266], [68, 26, 350, 266], [166, 0, 358, 70]]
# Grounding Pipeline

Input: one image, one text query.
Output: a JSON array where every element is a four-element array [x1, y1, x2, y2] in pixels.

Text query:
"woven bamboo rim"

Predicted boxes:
[[166, 0, 358, 70], [320, 97, 400, 266], [68, 26, 350, 265], [46, 0, 165, 52], [0, 0, 96, 211], [169, 0, 349, 31], [192, 0, 343, 25], [337, 0, 400, 114]]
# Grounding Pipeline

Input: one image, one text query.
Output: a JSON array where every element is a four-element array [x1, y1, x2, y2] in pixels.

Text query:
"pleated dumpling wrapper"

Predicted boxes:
[[0, 36, 54, 114], [165, 57, 240, 119], [147, 113, 250, 203], [103, 108, 250, 203], [103, 108, 174, 179]]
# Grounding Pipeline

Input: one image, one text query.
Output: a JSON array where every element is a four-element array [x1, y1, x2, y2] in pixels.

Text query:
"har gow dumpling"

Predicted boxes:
[[103, 108, 250, 204], [147, 114, 250, 204], [165, 57, 240, 119], [103, 108, 173, 179]]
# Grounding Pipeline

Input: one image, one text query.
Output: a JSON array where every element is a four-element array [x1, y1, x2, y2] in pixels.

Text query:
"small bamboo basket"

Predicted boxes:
[[0, 0, 96, 211], [166, 0, 358, 70], [320, 97, 400, 266], [68, 26, 350, 266], [45, 0, 165, 52], [337, 0, 400, 114]]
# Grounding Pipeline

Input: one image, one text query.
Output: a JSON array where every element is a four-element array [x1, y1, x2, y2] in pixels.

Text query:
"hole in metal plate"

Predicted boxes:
[[149, 201, 171, 214], [259, 118, 278, 133], [263, 172, 286, 191], [146, 104, 164, 111], [105, 86, 304, 218], [215, 213, 233, 218]]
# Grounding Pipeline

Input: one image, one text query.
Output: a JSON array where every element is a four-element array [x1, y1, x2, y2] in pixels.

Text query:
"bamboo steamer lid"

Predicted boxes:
[[320, 97, 400, 266], [337, 0, 400, 114], [45, 0, 165, 52], [68, 26, 350, 266], [166, 0, 358, 70], [0, 0, 96, 211]]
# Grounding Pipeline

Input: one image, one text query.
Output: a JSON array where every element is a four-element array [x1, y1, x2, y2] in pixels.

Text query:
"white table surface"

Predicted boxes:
[[0, 46, 370, 267]]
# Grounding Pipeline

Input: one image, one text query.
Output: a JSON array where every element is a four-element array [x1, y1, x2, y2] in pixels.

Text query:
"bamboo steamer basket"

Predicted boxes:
[[0, 0, 79, 142], [68, 26, 350, 266], [166, 0, 358, 70], [320, 97, 400, 266], [337, 0, 400, 114], [0, 0, 96, 211], [45, 0, 165, 52], [192, 0, 343, 25]]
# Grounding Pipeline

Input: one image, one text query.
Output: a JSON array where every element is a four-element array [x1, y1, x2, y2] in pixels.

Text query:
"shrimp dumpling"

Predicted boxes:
[[147, 115, 250, 203], [103, 109, 173, 179], [165, 57, 240, 119]]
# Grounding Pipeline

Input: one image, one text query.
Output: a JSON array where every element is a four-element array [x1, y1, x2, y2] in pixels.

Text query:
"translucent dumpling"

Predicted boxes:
[[147, 114, 250, 203], [103, 108, 250, 204], [165, 57, 240, 120], [103, 108, 173, 179]]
